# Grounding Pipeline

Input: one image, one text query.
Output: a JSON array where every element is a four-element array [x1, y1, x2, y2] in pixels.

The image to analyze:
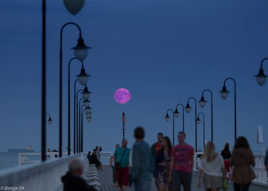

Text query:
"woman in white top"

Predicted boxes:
[[197, 141, 226, 191]]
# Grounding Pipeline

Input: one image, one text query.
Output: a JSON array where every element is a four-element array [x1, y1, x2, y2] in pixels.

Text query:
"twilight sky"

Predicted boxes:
[[1, 0, 268, 153]]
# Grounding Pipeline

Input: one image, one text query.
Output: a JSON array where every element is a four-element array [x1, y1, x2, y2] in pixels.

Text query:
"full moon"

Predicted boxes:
[[114, 88, 131, 104]]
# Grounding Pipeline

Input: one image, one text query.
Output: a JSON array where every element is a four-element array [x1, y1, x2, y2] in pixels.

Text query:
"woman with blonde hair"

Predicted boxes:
[[197, 142, 225, 191]]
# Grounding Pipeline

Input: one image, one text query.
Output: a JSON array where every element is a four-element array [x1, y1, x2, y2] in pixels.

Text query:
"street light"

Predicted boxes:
[[73, 37, 90, 61], [165, 108, 175, 145], [77, 64, 89, 86], [174, 104, 185, 132], [186, 97, 198, 152], [84, 106, 91, 112], [59, 22, 89, 158], [47, 115, 53, 125], [83, 99, 90, 107], [255, 57, 268, 86], [74, 87, 83, 154], [68, 57, 83, 155], [220, 77, 237, 141], [196, 112, 206, 150], [199, 89, 214, 142], [82, 86, 91, 100]]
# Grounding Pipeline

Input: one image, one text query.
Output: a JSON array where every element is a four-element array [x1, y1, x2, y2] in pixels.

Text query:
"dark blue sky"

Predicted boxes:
[[1, 0, 268, 152]]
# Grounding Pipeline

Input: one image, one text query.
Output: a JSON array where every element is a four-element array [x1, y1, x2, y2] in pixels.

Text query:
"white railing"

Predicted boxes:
[[0, 155, 79, 191], [18, 152, 70, 166], [254, 153, 268, 185]]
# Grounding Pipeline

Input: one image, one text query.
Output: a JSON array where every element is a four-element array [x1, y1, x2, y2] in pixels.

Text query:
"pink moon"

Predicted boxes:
[[114, 88, 131, 104]]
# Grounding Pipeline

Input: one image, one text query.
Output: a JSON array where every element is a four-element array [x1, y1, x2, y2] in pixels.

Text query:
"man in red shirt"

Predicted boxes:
[[169, 131, 194, 191]]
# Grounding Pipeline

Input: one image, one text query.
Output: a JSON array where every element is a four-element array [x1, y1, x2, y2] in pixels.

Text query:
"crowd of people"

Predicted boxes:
[[110, 126, 257, 191]]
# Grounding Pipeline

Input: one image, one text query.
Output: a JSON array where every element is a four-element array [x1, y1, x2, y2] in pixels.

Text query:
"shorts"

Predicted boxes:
[[116, 167, 129, 186], [155, 167, 168, 185], [203, 174, 223, 189]]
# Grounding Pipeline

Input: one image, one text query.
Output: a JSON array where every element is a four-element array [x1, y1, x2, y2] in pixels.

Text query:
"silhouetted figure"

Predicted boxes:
[[198, 142, 225, 191], [131, 126, 153, 191], [114, 139, 130, 191], [168, 131, 194, 191], [221, 143, 231, 174], [151, 132, 164, 191], [231, 136, 255, 191], [89, 149, 101, 169], [87, 151, 91, 164]]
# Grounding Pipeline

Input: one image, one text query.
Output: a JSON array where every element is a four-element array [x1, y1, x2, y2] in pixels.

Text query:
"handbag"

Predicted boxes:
[[115, 149, 127, 169]]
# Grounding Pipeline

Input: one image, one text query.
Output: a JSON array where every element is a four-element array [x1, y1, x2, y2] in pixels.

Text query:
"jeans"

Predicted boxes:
[[112, 166, 117, 183], [233, 183, 250, 191], [172, 171, 192, 191], [134, 179, 151, 191]]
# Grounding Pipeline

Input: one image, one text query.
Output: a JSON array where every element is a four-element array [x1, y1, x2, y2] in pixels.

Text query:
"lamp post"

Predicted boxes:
[[68, 57, 83, 155], [196, 112, 205, 150], [173, 104, 185, 132], [199, 89, 214, 142], [74, 85, 82, 154], [122, 112, 126, 141], [255, 57, 268, 86], [59, 22, 89, 157], [220, 77, 237, 141], [165, 108, 175, 145], [41, 0, 47, 162], [78, 98, 84, 153], [185, 97, 198, 152]]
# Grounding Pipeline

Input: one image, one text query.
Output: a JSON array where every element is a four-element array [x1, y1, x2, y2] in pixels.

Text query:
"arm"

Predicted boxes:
[[131, 145, 140, 180], [197, 168, 203, 187], [168, 156, 174, 183]]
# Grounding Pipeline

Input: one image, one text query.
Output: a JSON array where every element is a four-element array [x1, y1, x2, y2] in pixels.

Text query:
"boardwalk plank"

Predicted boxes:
[[98, 166, 267, 191]]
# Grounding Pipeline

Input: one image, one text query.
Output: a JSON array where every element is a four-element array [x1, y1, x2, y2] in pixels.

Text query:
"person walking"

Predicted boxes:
[[221, 143, 231, 175], [114, 139, 130, 191], [197, 141, 225, 191], [152, 132, 164, 191], [168, 131, 194, 191], [155, 136, 172, 191], [231, 136, 256, 191], [110, 144, 120, 186], [131, 126, 153, 191], [61, 159, 96, 191]]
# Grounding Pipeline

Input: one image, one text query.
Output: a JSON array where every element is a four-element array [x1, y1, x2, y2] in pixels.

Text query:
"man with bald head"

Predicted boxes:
[[61, 158, 96, 191]]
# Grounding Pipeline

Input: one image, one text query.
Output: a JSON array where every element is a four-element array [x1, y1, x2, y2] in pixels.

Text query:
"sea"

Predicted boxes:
[[0, 152, 22, 171], [0, 151, 111, 172]]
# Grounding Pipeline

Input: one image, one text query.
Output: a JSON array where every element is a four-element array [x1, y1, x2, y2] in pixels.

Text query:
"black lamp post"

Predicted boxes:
[[196, 112, 206, 150], [174, 104, 185, 132], [74, 86, 82, 154], [78, 98, 84, 153], [185, 97, 198, 152], [68, 57, 84, 155], [165, 108, 175, 145], [220, 77, 237, 142], [199, 89, 214, 142], [41, 0, 47, 162], [59, 22, 89, 157], [255, 57, 268, 86]]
